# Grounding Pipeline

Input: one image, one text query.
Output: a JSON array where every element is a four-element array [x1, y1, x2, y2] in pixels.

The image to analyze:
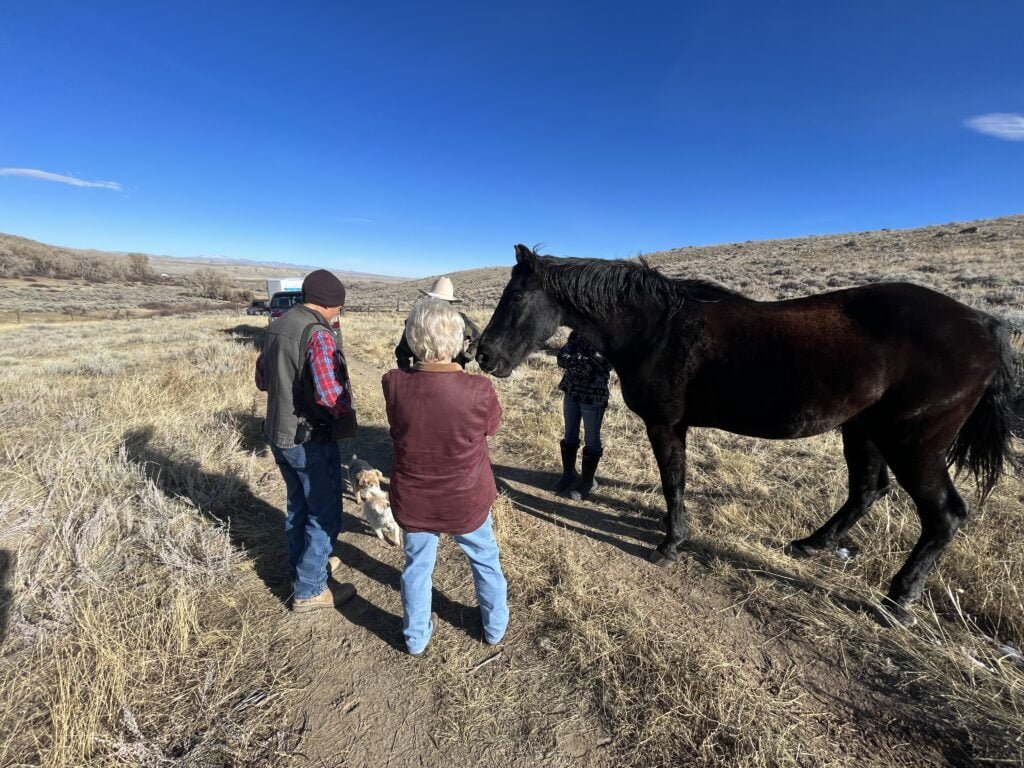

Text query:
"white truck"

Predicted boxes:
[[266, 277, 303, 297]]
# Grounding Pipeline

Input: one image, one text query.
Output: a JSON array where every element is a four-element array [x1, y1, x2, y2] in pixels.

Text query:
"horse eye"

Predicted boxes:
[[511, 290, 524, 303]]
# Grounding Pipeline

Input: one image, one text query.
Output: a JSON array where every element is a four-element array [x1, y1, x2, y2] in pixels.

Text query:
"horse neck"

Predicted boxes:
[[558, 303, 667, 370]]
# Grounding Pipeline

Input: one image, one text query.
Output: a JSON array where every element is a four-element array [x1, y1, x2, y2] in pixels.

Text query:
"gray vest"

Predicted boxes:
[[262, 305, 336, 447]]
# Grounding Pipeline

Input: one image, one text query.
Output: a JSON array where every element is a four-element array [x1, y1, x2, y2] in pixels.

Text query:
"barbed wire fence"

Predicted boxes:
[[0, 300, 491, 325]]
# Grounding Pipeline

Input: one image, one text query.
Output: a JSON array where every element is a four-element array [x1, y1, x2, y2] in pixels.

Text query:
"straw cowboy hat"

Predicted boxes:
[[418, 276, 461, 303]]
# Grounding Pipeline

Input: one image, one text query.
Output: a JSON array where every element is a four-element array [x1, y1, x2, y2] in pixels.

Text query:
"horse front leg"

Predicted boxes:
[[646, 423, 688, 567]]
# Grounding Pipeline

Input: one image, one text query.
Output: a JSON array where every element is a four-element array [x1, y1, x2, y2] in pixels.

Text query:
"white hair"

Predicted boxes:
[[406, 298, 465, 363]]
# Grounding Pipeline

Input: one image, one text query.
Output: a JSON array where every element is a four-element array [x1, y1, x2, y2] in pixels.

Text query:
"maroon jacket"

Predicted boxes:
[[382, 362, 502, 534]]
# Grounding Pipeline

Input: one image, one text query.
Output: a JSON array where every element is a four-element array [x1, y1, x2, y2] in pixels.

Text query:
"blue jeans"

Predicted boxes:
[[271, 439, 343, 600], [401, 513, 509, 654], [563, 395, 606, 453]]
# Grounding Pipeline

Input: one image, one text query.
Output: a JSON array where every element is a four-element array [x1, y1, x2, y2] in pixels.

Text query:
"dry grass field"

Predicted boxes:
[[0, 217, 1022, 767], [0, 231, 407, 324]]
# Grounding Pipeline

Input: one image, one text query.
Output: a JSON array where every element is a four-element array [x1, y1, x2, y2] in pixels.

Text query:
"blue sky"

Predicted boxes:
[[1, 1, 1021, 277]]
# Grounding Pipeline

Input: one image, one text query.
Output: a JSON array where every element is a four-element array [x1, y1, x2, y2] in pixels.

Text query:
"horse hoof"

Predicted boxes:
[[647, 549, 676, 568], [784, 540, 818, 559], [874, 599, 917, 629]]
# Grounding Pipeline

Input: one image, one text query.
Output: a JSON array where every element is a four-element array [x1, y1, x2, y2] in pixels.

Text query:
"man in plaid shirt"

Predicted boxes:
[[256, 269, 357, 613], [255, 327, 353, 418]]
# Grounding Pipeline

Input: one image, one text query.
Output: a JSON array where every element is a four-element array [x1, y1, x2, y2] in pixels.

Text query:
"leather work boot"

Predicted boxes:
[[293, 582, 357, 613], [571, 447, 603, 501], [553, 440, 580, 494], [327, 555, 342, 578]]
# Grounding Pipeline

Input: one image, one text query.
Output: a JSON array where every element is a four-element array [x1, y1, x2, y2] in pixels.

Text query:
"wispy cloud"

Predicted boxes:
[[964, 113, 1024, 141], [0, 167, 123, 190]]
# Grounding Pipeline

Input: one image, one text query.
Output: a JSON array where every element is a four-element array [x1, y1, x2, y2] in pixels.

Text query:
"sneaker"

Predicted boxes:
[[293, 582, 357, 613], [409, 612, 439, 657], [327, 555, 342, 577]]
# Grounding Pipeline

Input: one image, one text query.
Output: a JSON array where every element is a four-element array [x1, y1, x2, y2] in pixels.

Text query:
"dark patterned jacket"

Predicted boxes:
[[557, 332, 612, 407]]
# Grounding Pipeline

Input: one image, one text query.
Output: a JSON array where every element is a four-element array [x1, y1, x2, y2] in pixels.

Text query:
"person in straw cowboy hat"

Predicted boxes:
[[395, 276, 481, 370]]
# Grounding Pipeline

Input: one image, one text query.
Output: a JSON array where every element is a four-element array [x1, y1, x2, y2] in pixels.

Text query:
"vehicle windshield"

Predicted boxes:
[[270, 292, 302, 309]]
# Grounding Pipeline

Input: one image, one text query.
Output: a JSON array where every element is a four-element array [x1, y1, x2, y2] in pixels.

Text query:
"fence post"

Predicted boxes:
[[16, 310, 20, 324]]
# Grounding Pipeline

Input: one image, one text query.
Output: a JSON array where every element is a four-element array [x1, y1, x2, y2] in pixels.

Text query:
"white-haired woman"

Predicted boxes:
[[382, 298, 508, 656]]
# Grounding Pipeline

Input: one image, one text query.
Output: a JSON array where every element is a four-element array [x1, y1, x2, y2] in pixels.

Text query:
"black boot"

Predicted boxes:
[[553, 440, 580, 494], [572, 447, 603, 500]]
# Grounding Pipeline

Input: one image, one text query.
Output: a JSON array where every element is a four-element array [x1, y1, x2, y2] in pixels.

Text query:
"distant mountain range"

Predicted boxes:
[[147, 252, 406, 282], [0, 231, 408, 283]]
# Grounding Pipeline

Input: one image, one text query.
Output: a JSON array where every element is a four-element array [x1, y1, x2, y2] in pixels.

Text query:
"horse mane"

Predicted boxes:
[[538, 255, 746, 320]]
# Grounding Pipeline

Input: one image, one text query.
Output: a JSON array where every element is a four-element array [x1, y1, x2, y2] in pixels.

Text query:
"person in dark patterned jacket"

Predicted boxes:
[[554, 331, 611, 500]]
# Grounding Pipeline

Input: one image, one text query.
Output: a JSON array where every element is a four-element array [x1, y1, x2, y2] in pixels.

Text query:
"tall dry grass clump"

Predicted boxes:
[[0, 316, 299, 766]]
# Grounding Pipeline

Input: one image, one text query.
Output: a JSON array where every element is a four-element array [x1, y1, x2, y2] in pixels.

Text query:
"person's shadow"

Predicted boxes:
[[333, 539, 480, 650], [120, 423, 480, 651], [491, 463, 663, 560], [221, 323, 267, 350], [124, 425, 295, 601], [122, 424, 393, 604], [0, 550, 12, 647]]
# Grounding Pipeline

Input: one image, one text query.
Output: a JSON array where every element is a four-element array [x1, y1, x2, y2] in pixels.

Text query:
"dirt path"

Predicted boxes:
[[274, 355, 985, 767], [271, 358, 612, 768]]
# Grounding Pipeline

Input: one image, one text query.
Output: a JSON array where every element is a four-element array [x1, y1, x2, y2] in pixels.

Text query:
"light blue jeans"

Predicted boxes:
[[271, 439, 343, 600], [401, 513, 509, 654]]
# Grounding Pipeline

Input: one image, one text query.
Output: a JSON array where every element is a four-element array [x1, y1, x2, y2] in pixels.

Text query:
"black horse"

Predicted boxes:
[[476, 245, 1017, 625]]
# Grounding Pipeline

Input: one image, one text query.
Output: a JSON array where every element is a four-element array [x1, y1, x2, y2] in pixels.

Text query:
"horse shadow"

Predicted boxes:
[[491, 461, 878, 618], [0, 550, 12, 646], [492, 464, 1011, 761]]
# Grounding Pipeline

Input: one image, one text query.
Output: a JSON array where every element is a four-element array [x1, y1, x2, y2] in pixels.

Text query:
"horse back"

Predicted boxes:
[[679, 282, 1000, 438]]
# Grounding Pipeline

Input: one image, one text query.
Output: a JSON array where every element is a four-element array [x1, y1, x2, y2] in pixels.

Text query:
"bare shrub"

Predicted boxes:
[[126, 252, 155, 282], [187, 268, 250, 302]]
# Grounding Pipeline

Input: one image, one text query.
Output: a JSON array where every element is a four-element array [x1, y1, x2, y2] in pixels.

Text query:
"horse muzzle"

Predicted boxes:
[[475, 348, 513, 378]]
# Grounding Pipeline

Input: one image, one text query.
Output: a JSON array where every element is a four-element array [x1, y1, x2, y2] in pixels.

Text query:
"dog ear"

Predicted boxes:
[[373, 469, 384, 484]]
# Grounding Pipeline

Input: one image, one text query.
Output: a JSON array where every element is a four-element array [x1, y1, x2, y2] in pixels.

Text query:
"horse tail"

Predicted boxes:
[[947, 316, 1019, 502]]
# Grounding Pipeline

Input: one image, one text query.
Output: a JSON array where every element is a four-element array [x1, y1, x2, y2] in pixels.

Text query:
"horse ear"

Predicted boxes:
[[514, 243, 537, 269]]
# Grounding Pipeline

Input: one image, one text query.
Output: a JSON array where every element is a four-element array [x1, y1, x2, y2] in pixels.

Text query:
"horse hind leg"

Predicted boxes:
[[787, 425, 889, 559], [878, 458, 967, 627]]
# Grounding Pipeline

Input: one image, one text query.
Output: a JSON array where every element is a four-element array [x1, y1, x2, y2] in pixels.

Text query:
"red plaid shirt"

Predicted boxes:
[[255, 328, 352, 417]]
